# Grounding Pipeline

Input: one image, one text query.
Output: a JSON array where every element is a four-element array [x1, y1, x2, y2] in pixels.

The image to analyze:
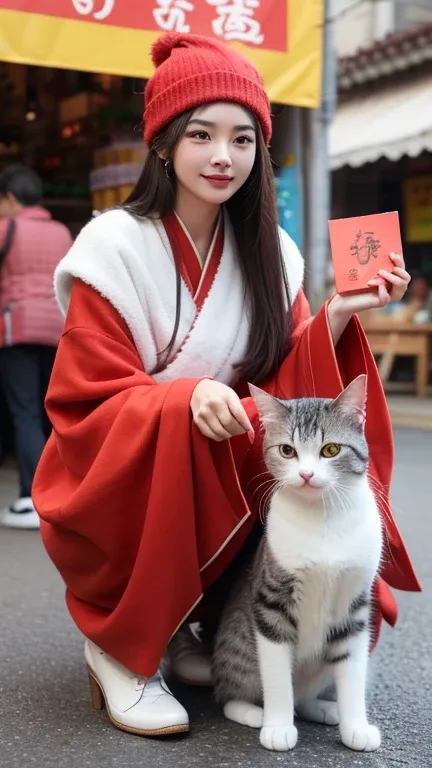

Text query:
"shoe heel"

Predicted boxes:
[[87, 667, 104, 710]]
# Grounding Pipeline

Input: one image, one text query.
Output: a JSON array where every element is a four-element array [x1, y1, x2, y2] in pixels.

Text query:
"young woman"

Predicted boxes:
[[33, 32, 420, 738]]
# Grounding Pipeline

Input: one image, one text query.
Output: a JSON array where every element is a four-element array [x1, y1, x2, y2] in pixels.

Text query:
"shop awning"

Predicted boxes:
[[330, 75, 432, 170], [0, 1, 323, 108]]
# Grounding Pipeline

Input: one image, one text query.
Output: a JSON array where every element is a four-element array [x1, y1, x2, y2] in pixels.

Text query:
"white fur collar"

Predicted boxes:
[[54, 209, 304, 384]]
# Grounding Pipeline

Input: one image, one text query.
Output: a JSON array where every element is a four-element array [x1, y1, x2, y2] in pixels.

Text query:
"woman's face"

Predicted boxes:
[[172, 102, 257, 208]]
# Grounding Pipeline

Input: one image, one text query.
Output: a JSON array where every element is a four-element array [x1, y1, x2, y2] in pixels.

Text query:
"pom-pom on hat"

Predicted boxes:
[[143, 32, 272, 147]]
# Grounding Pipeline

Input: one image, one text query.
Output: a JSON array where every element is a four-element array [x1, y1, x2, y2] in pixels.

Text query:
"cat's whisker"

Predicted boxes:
[[366, 475, 400, 528], [330, 484, 352, 515], [261, 479, 285, 520], [247, 470, 274, 500], [321, 490, 331, 520], [333, 480, 405, 579], [258, 486, 272, 522], [251, 477, 276, 504], [366, 472, 389, 492], [366, 474, 394, 505], [259, 480, 279, 522], [325, 483, 342, 507], [329, 489, 345, 515], [248, 469, 272, 488], [258, 492, 274, 520], [367, 485, 405, 533], [367, 478, 390, 504]]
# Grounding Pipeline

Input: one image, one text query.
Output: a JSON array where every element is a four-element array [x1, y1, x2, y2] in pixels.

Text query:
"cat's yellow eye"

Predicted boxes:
[[279, 445, 296, 459], [321, 443, 341, 458]]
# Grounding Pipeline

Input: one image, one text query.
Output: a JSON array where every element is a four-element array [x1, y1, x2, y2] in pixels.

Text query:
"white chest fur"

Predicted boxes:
[[266, 482, 383, 661]]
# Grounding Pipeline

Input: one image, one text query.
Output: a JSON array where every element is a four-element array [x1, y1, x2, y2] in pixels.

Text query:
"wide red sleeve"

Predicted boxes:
[[32, 280, 253, 674], [241, 289, 420, 626]]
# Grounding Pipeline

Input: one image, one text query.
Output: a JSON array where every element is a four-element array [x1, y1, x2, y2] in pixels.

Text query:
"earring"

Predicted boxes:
[[164, 159, 173, 179]]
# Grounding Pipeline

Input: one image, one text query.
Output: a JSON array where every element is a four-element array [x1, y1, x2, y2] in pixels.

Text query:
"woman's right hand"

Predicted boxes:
[[190, 379, 254, 442]]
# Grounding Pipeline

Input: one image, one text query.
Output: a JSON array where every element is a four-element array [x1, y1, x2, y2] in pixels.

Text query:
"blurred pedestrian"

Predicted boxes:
[[405, 275, 432, 322], [0, 164, 72, 529]]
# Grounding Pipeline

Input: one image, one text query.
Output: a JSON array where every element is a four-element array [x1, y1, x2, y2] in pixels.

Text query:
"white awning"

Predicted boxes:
[[330, 75, 432, 170]]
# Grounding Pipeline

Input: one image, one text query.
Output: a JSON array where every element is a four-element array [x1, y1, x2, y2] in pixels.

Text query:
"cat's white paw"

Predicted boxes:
[[224, 701, 263, 728], [296, 699, 339, 726], [260, 724, 298, 751], [340, 723, 381, 752]]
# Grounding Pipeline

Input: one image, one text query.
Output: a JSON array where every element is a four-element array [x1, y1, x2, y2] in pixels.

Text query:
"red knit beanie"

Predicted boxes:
[[144, 33, 272, 147]]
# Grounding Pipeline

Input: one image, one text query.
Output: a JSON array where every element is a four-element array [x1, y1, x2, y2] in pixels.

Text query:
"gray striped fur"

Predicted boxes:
[[213, 536, 371, 705]]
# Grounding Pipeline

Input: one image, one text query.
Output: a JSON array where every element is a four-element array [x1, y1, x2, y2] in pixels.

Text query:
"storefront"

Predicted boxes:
[[0, 1, 326, 455], [330, 23, 432, 284], [329, 24, 432, 394], [0, 1, 324, 240], [0, 62, 150, 234]]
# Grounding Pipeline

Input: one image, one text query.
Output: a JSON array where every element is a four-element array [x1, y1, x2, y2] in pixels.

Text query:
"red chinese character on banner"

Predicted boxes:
[[71, 0, 115, 22], [207, 0, 264, 45], [153, 0, 195, 33]]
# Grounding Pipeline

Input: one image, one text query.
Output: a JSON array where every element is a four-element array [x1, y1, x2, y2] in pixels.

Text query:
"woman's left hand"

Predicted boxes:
[[331, 252, 411, 317], [327, 253, 411, 345]]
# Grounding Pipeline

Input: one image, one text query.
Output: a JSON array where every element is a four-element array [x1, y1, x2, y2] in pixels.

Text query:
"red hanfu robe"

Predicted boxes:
[[33, 211, 420, 677]]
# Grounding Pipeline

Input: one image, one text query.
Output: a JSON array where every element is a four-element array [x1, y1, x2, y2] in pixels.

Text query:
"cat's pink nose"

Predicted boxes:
[[299, 470, 314, 483]]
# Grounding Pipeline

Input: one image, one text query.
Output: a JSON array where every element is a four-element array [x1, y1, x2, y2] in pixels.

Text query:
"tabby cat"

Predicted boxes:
[[212, 375, 383, 752]]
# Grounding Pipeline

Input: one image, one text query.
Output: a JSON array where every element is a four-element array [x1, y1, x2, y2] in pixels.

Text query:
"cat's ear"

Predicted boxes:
[[248, 384, 288, 425], [331, 375, 367, 427]]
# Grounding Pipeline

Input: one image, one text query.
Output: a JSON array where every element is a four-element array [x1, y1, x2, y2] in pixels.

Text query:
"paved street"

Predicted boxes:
[[0, 427, 430, 768]]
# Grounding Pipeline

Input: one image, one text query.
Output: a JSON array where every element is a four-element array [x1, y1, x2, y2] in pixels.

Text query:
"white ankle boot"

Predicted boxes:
[[167, 624, 213, 687], [85, 640, 189, 736]]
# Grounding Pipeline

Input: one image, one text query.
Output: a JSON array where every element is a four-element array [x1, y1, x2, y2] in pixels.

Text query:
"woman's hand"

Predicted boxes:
[[366, 252, 411, 303], [337, 252, 411, 314], [191, 379, 254, 442], [328, 252, 411, 344]]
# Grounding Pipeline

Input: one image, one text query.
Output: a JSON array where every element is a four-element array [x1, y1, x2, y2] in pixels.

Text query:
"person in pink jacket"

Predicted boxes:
[[0, 164, 73, 529]]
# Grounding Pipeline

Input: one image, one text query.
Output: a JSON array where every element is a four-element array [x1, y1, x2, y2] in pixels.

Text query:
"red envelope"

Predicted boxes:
[[328, 211, 402, 295]]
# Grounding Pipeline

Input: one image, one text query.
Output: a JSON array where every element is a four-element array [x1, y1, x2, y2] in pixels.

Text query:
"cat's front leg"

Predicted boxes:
[[334, 632, 381, 752], [255, 632, 298, 751]]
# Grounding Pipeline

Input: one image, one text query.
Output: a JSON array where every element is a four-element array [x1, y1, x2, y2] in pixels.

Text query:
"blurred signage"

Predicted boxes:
[[0, 0, 323, 107], [404, 176, 432, 243]]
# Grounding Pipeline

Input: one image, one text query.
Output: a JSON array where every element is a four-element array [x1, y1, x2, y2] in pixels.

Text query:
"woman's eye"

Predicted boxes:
[[235, 135, 253, 145], [321, 443, 341, 458], [190, 131, 209, 140], [279, 445, 296, 459]]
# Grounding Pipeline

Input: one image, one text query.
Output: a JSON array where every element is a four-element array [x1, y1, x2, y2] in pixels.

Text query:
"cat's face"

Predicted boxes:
[[249, 376, 369, 501]]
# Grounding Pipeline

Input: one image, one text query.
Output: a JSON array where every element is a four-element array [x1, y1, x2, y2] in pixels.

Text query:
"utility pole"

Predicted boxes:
[[302, 0, 338, 311]]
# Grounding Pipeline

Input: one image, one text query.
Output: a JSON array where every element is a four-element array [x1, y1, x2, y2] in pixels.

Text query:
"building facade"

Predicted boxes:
[[330, 3, 432, 283]]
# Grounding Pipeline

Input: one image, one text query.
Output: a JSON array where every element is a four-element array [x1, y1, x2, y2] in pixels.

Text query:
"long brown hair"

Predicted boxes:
[[123, 109, 292, 383]]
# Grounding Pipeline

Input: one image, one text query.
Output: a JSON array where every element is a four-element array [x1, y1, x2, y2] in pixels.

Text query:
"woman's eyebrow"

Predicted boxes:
[[188, 118, 256, 132]]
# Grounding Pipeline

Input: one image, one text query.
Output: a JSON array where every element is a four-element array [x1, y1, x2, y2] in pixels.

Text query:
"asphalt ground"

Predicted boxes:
[[0, 427, 430, 768]]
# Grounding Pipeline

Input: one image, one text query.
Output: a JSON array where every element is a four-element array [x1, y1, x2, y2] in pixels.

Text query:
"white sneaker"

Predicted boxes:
[[85, 639, 189, 736], [167, 624, 213, 687], [0, 497, 40, 529]]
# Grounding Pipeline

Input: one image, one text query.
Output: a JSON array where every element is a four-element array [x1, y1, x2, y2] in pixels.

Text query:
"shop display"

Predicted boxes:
[[90, 141, 147, 211]]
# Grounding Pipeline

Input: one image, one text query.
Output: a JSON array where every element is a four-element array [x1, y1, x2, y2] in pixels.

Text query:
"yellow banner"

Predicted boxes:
[[404, 176, 432, 243], [0, 1, 323, 107]]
